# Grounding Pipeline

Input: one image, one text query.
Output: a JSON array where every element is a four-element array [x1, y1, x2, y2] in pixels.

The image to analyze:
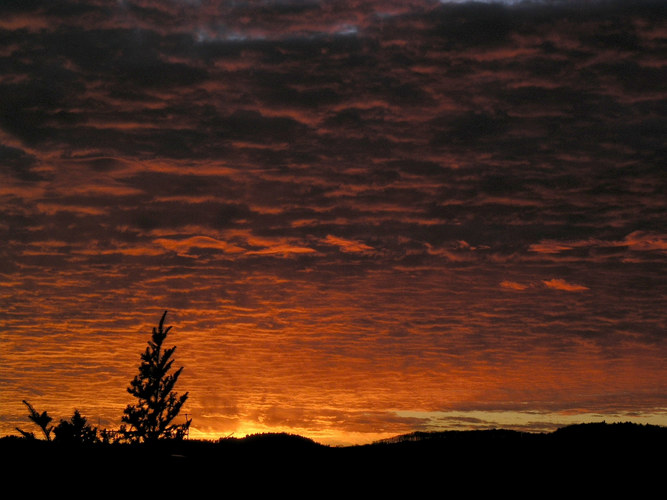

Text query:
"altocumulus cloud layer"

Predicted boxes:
[[1, 0, 666, 444]]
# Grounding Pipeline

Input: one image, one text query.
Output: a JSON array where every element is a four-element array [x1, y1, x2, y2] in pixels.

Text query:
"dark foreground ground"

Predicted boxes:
[[2, 422, 665, 495]]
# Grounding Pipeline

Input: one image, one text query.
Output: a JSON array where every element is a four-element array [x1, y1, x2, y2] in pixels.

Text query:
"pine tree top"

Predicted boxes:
[[121, 311, 191, 442]]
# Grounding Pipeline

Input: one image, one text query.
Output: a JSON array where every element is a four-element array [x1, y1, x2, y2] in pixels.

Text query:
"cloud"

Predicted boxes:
[[529, 242, 575, 254], [528, 232, 667, 258], [501, 278, 591, 292], [500, 280, 529, 291], [324, 235, 374, 253], [0, 144, 43, 181], [623, 231, 667, 252], [154, 236, 245, 256], [245, 244, 317, 257], [542, 279, 589, 292]]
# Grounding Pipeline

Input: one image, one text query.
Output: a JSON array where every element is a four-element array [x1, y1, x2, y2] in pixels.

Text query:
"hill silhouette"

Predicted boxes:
[[2, 422, 664, 494]]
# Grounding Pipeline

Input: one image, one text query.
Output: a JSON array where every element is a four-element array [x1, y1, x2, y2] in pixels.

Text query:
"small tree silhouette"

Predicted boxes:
[[121, 311, 191, 442], [16, 400, 53, 441], [53, 409, 99, 445]]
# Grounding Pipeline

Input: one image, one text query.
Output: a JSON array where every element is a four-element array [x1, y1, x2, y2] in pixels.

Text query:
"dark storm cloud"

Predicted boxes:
[[0, 144, 43, 181], [200, 108, 312, 143], [1, 0, 664, 275], [125, 199, 253, 232]]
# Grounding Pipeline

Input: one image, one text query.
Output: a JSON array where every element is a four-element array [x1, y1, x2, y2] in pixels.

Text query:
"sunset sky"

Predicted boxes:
[[1, 0, 666, 445]]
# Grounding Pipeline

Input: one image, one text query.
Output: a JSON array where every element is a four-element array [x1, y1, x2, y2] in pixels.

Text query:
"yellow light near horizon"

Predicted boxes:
[[186, 421, 396, 447]]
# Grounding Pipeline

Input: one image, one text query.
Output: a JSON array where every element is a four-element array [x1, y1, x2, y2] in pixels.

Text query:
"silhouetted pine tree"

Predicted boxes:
[[121, 311, 191, 442]]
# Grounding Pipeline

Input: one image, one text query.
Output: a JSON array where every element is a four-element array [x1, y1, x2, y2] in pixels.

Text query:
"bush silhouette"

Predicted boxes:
[[121, 311, 191, 442], [53, 409, 99, 445], [16, 400, 53, 441]]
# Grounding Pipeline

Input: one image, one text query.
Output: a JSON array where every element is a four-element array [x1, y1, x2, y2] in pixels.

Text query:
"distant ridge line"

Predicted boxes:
[[375, 421, 667, 445]]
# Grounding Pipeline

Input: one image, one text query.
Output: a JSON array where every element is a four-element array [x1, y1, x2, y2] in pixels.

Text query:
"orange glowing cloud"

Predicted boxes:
[[245, 244, 317, 256], [542, 279, 589, 292], [222, 230, 318, 257], [500, 280, 529, 291], [529, 242, 574, 254], [324, 235, 374, 253], [529, 232, 667, 256], [623, 231, 667, 252], [154, 236, 245, 256]]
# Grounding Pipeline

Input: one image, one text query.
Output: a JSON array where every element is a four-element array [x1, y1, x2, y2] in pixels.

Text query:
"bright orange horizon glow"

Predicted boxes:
[[3, 306, 666, 445]]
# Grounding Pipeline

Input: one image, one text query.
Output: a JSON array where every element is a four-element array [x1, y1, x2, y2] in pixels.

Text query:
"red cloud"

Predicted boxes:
[[324, 235, 374, 253], [542, 279, 589, 292], [500, 280, 529, 290]]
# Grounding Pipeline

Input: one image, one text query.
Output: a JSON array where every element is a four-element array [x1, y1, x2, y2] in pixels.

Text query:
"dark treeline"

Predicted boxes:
[[2, 422, 665, 494]]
